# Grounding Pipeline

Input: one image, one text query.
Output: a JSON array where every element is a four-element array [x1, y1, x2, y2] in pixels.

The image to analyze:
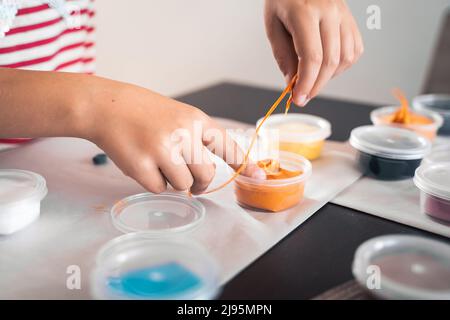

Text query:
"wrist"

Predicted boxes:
[[67, 75, 114, 141], [72, 75, 133, 144]]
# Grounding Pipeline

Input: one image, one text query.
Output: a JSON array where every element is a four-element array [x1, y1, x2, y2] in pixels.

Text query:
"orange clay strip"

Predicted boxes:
[[391, 88, 411, 124], [389, 88, 432, 125], [257, 159, 302, 180], [201, 75, 299, 195]]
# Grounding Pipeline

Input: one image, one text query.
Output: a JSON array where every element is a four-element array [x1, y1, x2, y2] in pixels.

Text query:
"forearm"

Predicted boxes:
[[0, 68, 99, 139]]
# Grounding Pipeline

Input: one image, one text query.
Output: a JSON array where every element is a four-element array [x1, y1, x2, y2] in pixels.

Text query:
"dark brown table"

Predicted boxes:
[[177, 82, 450, 299]]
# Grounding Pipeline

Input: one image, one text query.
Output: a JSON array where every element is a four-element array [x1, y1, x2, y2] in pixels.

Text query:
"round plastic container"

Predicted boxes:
[[414, 163, 450, 222], [423, 144, 450, 165], [234, 151, 312, 212], [111, 192, 205, 236], [257, 114, 331, 160], [350, 126, 431, 180], [0, 169, 48, 235], [352, 235, 450, 300], [413, 94, 450, 135], [91, 233, 221, 299], [370, 106, 443, 141]]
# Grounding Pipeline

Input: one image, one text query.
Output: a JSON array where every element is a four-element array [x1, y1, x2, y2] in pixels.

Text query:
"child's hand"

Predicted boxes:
[[264, 0, 364, 106], [87, 79, 264, 194]]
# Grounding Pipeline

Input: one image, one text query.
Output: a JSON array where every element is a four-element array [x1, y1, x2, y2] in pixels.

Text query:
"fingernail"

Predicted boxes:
[[295, 94, 308, 107], [251, 168, 266, 180], [303, 98, 311, 106]]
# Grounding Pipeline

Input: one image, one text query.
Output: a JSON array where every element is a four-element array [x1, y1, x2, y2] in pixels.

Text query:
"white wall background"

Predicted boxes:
[[94, 0, 449, 106]]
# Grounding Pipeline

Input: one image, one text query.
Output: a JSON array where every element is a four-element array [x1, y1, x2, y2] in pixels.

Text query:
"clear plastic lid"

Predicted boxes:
[[0, 169, 47, 205], [350, 125, 431, 160], [414, 163, 450, 201], [91, 233, 220, 300], [111, 192, 205, 235], [423, 144, 450, 165], [413, 94, 450, 116], [352, 235, 450, 300], [257, 113, 331, 143]]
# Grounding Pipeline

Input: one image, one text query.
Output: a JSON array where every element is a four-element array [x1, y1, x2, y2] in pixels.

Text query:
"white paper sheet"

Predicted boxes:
[[332, 135, 450, 239], [0, 118, 362, 299]]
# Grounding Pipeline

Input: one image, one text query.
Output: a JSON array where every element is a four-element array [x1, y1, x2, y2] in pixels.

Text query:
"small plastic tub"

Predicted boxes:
[[234, 151, 312, 212], [370, 106, 443, 141], [350, 126, 431, 180], [352, 235, 450, 300], [0, 169, 48, 235], [257, 114, 331, 160], [413, 94, 450, 135], [111, 192, 205, 236], [422, 144, 450, 165], [91, 233, 221, 299], [414, 163, 450, 222]]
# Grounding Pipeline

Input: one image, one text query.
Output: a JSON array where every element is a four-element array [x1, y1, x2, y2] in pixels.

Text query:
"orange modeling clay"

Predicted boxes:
[[388, 88, 432, 125], [257, 159, 302, 179], [234, 158, 306, 212], [196, 75, 309, 212], [202, 75, 299, 195]]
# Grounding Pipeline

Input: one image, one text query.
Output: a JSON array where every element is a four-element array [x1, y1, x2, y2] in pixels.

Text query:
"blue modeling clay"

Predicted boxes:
[[107, 262, 202, 298]]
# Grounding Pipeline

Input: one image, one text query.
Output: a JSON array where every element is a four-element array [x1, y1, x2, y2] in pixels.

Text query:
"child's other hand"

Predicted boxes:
[[86, 79, 264, 194], [264, 0, 364, 106]]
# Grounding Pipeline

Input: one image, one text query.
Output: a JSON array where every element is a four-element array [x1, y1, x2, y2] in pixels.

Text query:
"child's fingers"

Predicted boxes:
[[289, 13, 323, 106], [125, 156, 168, 194], [203, 120, 266, 179], [308, 17, 341, 98], [158, 152, 194, 192], [333, 21, 355, 78], [264, 9, 299, 84], [187, 146, 216, 195]]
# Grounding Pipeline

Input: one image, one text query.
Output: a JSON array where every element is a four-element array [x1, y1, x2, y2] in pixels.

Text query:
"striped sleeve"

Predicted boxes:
[[0, 0, 96, 74]]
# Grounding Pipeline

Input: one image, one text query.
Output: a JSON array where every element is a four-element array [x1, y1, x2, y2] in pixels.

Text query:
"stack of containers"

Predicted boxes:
[[364, 93, 450, 223], [411, 93, 450, 223], [414, 143, 450, 223]]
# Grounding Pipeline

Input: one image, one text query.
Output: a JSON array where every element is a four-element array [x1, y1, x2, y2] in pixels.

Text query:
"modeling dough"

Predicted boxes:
[[234, 158, 306, 212], [257, 159, 302, 179], [107, 262, 202, 298], [388, 89, 432, 125], [203, 75, 299, 194]]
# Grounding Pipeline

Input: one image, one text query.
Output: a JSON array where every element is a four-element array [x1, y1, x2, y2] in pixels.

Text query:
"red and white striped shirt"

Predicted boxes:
[[0, 0, 95, 73], [0, 0, 95, 145]]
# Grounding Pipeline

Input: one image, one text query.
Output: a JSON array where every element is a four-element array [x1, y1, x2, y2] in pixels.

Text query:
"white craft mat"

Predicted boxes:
[[332, 135, 450, 239], [0, 118, 361, 299]]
